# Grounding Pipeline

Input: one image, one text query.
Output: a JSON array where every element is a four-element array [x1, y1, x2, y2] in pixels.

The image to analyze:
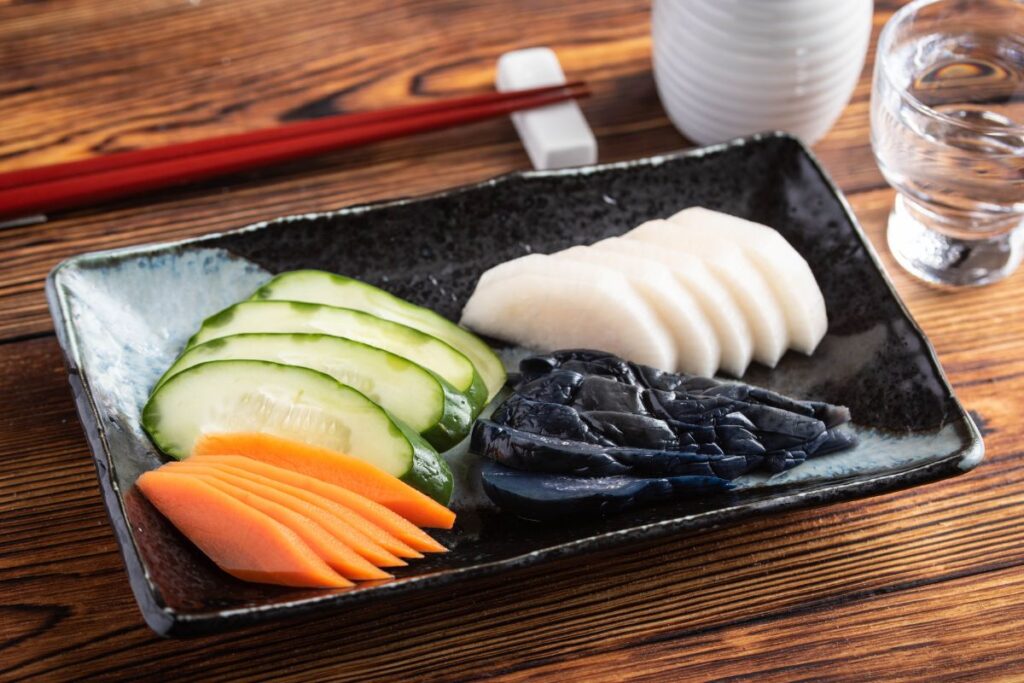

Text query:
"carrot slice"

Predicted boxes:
[[168, 463, 406, 570], [175, 460, 423, 559], [181, 472, 393, 580], [136, 470, 351, 588], [192, 433, 456, 529], [193, 454, 447, 554]]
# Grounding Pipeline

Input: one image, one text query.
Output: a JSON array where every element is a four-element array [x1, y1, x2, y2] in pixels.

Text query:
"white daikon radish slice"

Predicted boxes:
[[473, 253, 549, 288], [551, 245, 720, 376], [461, 255, 677, 370], [626, 220, 788, 368], [669, 207, 827, 354], [591, 237, 753, 377]]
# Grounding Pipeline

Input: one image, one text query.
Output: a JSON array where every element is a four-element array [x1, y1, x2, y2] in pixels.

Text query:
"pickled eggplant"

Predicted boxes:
[[472, 420, 753, 479], [480, 460, 731, 521], [474, 350, 857, 519], [511, 349, 857, 472]]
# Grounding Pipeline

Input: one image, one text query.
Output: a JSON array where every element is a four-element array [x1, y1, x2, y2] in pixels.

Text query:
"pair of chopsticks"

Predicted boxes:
[[0, 81, 589, 222]]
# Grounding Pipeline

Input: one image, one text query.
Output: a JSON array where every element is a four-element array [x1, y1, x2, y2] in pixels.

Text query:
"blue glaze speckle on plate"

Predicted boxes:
[[55, 248, 271, 433], [46, 132, 983, 637]]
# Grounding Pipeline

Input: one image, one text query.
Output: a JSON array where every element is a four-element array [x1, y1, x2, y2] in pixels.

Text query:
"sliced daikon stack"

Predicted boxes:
[[626, 220, 788, 368], [473, 252, 548, 288], [551, 245, 720, 376], [591, 237, 753, 377], [669, 207, 827, 354], [461, 255, 677, 370]]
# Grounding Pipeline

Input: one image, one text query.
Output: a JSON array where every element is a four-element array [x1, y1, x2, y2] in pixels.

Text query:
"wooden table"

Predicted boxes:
[[2, 1, 1022, 679]]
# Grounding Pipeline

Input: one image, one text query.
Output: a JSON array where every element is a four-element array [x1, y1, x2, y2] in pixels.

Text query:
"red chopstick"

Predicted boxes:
[[0, 82, 588, 220], [0, 82, 587, 192]]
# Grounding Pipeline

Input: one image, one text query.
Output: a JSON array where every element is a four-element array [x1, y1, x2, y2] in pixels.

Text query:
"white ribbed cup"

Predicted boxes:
[[652, 0, 873, 145]]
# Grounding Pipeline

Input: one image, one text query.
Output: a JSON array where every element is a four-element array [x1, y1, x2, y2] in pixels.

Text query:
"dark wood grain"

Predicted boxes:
[[0, 0, 899, 342], [1, 0, 1022, 680]]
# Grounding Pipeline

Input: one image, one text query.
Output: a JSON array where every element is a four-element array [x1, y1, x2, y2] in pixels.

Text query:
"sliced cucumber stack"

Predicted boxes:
[[252, 270, 507, 401], [142, 360, 452, 504], [158, 333, 473, 451], [186, 300, 488, 415]]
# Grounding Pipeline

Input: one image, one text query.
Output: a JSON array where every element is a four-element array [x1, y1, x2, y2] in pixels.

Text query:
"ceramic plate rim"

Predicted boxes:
[[45, 131, 984, 637]]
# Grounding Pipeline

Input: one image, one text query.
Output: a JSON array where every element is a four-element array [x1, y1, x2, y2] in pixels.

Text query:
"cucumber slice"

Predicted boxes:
[[158, 333, 473, 451], [142, 360, 452, 503], [252, 270, 507, 401], [186, 300, 487, 415]]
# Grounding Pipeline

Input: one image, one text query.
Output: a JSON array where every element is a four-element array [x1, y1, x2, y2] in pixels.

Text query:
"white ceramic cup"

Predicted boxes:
[[652, 0, 874, 145]]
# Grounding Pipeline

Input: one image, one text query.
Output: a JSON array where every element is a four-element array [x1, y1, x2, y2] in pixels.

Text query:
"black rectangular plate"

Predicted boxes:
[[46, 133, 982, 636]]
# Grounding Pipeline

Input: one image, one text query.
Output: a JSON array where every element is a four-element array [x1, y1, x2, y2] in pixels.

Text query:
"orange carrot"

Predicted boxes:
[[182, 472, 394, 580], [192, 433, 456, 529], [168, 464, 406, 570], [136, 470, 351, 588], [192, 454, 447, 554], [174, 460, 423, 559]]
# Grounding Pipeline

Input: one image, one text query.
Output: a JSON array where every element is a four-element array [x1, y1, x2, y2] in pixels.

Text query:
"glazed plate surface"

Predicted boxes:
[[46, 133, 982, 636]]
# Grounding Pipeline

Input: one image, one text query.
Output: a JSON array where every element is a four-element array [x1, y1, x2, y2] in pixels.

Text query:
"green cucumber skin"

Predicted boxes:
[[394, 418, 453, 505], [142, 360, 453, 503], [463, 372, 488, 420], [252, 270, 507, 400], [141, 394, 188, 460], [182, 300, 488, 417], [422, 373, 474, 452], [154, 333, 474, 450], [183, 305, 236, 350]]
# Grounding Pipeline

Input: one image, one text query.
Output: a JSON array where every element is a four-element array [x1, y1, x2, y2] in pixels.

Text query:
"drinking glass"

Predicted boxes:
[[871, 0, 1024, 286]]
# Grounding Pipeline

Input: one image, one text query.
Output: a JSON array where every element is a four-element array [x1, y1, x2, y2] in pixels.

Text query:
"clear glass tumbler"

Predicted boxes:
[[871, 0, 1024, 286]]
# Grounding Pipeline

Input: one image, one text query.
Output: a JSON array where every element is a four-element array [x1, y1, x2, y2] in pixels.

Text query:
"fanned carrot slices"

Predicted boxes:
[[136, 471, 352, 588], [167, 462, 411, 566], [135, 433, 455, 588], [188, 473, 393, 581], [190, 454, 447, 554], [193, 432, 456, 529], [171, 460, 423, 559]]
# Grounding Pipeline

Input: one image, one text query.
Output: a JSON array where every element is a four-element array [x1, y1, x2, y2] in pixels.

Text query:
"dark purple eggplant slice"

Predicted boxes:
[[515, 370, 584, 405], [573, 375, 647, 414], [475, 350, 858, 518], [480, 460, 732, 521], [492, 394, 616, 446], [499, 349, 857, 474], [472, 419, 752, 479]]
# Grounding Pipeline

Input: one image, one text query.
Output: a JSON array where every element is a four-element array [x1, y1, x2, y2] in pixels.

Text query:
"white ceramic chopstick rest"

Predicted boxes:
[[496, 47, 597, 170]]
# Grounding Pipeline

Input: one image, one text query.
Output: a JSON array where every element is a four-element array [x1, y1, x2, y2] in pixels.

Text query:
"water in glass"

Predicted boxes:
[[871, 0, 1024, 286]]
